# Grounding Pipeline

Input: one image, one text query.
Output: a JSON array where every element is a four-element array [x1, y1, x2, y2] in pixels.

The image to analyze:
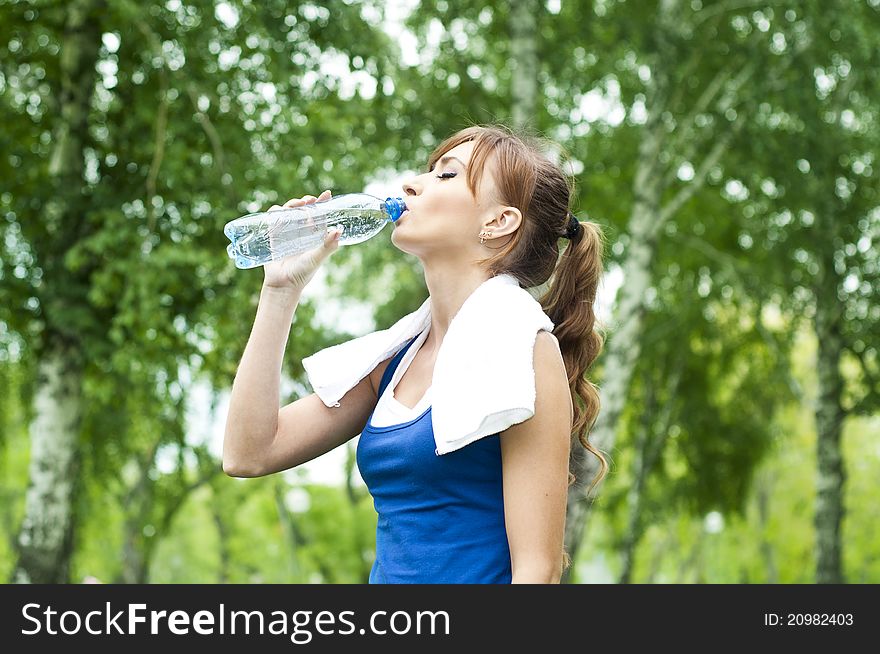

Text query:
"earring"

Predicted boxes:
[[479, 230, 492, 244]]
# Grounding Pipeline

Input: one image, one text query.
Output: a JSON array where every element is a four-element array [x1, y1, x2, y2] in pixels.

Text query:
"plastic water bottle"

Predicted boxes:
[[224, 193, 408, 269]]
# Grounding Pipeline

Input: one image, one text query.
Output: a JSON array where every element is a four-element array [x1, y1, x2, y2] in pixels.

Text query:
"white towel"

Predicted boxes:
[[301, 273, 555, 455]]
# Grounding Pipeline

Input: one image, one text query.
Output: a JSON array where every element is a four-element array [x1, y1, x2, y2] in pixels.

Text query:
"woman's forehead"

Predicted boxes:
[[442, 141, 476, 161]]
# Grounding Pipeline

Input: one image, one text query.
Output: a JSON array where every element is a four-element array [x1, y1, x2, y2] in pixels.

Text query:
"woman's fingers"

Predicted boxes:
[[280, 190, 330, 208]]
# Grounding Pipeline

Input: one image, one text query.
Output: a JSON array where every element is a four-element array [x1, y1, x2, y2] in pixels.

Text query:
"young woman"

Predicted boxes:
[[223, 124, 608, 583]]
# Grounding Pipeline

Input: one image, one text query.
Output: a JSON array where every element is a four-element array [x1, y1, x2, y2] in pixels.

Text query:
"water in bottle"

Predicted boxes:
[[224, 193, 408, 269]]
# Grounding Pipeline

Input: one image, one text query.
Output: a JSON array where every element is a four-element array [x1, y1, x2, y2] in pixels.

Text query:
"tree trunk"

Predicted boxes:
[[755, 469, 778, 583], [813, 248, 847, 583], [562, 143, 663, 580], [617, 435, 650, 584], [117, 493, 151, 583], [114, 439, 159, 584], [560, 9, 671, 572], [617, 362, 679, 583], [11, 350, 83, 583], [562, 0, 752, 578], [509, 0, 538, 131], [122, 470, 217, 584], [617, 398, 653, 584], [10, 0, 103, 584], [118, 530, 149, 584]]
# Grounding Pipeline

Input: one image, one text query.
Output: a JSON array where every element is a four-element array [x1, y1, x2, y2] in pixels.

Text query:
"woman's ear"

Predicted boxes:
[[488, 206, 522, 238]]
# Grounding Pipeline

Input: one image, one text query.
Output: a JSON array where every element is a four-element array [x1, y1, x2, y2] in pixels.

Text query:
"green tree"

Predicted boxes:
[[1, 0, 405, 583], [729, 1, 880, 582]]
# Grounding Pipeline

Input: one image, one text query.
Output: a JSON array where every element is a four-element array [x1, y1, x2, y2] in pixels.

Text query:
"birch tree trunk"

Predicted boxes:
[[560, 0, 675, 581], [563, 95, 666, 581], [562, 0, 752, 580], [11, 352, 83, 583], [116, 441, 160, 584], [118, 511, 149, 584], [617, 409, 653, 585], [813, 222, 846, 584], [755, 470, 778, 583], [116, 462, 218, 584], [509, 0, 538, 131], [618, 362, 680, 583], [805, 64, 862, 584], [11, 0, 103, 584]]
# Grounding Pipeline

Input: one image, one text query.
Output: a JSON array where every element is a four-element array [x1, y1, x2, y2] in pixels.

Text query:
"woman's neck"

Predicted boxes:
[[421, 264, 491, 354]]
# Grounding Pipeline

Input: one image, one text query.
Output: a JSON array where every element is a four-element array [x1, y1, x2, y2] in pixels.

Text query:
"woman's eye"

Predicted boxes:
[[436, 171, 457, 179]]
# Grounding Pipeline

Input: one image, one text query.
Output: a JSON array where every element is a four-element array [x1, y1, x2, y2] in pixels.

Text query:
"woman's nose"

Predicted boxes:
[[402, 181, 419, 196]]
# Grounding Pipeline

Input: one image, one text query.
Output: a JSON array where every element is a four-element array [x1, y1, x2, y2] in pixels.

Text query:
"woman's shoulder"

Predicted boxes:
[[533, 330, 572, 422], [534, 330, 564, 379]]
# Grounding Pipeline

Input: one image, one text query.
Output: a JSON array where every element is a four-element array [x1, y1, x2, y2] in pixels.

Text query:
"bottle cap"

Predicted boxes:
[[384, 197, 408, 222]]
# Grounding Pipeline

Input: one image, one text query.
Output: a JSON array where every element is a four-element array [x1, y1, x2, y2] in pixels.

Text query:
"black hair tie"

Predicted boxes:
[[564, 212, 581, 239]]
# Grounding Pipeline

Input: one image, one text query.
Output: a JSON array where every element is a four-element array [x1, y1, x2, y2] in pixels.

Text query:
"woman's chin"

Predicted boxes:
[[390, 230, 429, 257], [390, 229, 410, 250]]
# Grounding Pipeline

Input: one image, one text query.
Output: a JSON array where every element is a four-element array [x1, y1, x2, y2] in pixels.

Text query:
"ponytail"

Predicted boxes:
[[539, 218, 609, 572]]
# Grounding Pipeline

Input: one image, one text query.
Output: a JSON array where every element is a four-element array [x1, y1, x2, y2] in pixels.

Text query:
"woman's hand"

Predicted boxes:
[[262, 190, 342, 292]]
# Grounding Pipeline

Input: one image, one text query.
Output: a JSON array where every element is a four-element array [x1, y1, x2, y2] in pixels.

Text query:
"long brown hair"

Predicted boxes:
[[427, 123, 609, 572]]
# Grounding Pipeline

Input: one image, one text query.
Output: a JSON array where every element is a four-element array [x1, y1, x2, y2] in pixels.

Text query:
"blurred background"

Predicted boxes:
[[1, 0, 878, 584]]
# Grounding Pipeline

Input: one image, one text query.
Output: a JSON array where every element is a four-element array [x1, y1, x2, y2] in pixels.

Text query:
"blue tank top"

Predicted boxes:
[[356, 335, 513, 584]]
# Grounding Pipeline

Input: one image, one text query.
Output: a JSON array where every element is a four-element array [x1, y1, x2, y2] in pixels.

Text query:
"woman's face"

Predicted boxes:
[[392, 141, 518, 264]]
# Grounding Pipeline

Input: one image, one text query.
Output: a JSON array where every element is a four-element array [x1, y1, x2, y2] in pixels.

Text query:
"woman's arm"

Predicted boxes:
[[500, 330, 573, 584], [223, 284, 302, 475], [223, 191, 340, 476]]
